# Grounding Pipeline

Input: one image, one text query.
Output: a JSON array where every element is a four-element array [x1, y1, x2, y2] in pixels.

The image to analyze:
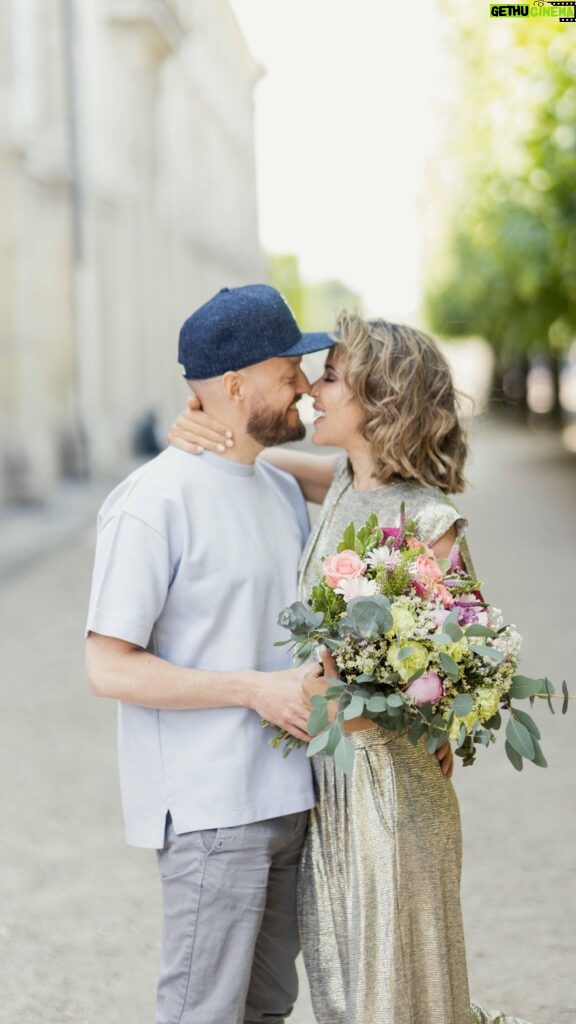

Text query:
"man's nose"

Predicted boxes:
[[297, 369, 313, 394]]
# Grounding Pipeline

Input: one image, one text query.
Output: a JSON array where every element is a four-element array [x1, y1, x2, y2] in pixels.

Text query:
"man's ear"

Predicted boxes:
[[222, 370, 247, 403]]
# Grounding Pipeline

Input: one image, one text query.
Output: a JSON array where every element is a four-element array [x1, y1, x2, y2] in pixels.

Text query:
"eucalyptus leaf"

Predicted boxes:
[[307, 705, 329, 736], [387, 694, 405, 708], [464, 624, 497, 639], [505, 739, 524, 772], [426, 729, 448, 754], [440, 652, 460, 679], [278, 601, 324, 636], [324, 723, 343, 757], [293, 642, 312, 665], [366, 694, 388, 712], [339, 595, 393, 640], [343, 694, 366, 721], [470, 644, 503, 663], [507, 675, 546, 700], [431, 632, 454, 646], [451, 693, 474, 716], [511, 708, 541, 740], [324, 684, 346, 698], [506, 716, 535, 759], [309, 695, 328, 709], [431, 714, 448, 729], [307, 729, 330, 757], [485, 710, 502, 730], [542, 677, 556, 714], [443, 620, 464, 642], [407, 719, 426, 747], [562, 680, 569, 715], [334, 735, 356, 774], [397, 645, 417, 662], [529, 736, 548, 768]]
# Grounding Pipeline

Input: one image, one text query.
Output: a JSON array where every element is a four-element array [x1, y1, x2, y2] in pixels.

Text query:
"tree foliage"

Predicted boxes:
[[424, 11, 576, 357], [266, 253, 363, 331]]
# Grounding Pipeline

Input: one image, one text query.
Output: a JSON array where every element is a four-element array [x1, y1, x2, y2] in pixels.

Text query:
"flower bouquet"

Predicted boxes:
[[272, 508, 569, 774]]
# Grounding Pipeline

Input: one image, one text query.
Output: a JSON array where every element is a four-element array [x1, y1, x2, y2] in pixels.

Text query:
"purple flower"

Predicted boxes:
[[452, 594, 488, 626]]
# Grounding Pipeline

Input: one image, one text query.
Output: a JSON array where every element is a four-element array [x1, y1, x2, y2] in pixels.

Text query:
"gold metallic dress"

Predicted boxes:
[[297, 458, 532, 1024]]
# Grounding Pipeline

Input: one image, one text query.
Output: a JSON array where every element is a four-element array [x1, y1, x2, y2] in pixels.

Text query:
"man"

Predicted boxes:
[[85, 284, 332, 1024]]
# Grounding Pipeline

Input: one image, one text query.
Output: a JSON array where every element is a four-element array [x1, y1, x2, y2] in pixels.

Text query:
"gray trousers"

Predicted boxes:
[[155, 811, 308, 1024]]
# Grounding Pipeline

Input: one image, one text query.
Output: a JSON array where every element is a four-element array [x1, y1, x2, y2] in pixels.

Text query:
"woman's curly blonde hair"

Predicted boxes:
[[334, 311, 467, 493]]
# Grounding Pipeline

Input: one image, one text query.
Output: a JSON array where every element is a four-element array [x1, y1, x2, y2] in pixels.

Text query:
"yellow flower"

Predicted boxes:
[[446, 639, 469, 663], [449, 709, 477, 741], [475, 686, 500, 722], [388, 642, 428, 682], [387, 604, 417, 639]]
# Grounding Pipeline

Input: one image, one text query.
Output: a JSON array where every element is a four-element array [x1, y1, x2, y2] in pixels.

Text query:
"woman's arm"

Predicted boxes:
[[431, 525, 458, 560]]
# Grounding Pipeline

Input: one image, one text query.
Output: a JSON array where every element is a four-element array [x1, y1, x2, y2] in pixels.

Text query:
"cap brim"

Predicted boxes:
[[281, 331, 336, 358]]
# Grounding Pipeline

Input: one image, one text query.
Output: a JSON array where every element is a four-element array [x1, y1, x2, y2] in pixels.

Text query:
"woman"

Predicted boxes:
[[170, 312, 531, 1024]]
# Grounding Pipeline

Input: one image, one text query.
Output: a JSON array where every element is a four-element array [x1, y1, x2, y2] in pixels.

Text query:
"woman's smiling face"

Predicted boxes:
[[310, 347, 366, 448]]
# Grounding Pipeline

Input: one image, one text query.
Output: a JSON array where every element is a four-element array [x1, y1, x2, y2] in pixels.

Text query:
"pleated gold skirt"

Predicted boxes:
[[298, 729, 531, 1024]]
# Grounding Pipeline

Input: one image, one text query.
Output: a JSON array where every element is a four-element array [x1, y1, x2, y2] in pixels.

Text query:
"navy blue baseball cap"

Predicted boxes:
[[178, 284, 335, 380]]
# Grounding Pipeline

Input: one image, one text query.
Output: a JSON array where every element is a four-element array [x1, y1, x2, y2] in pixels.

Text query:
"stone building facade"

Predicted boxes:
[[0, 0, 263, 504]]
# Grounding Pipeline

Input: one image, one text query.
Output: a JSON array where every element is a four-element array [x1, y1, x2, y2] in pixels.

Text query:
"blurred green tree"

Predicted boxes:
[[266, 253, 363, 330], [424, 11, 576, 364]]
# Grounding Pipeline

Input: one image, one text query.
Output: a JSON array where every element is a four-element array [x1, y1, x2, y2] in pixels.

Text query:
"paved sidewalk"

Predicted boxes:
[[0, 417, 574, 1024]]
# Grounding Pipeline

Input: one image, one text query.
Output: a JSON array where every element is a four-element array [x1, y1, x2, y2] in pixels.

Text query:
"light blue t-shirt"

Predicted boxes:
[[86, 447, 315, 848]]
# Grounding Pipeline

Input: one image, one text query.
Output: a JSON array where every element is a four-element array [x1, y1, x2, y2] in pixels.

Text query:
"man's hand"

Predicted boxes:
[[251, 662, 323, 742]]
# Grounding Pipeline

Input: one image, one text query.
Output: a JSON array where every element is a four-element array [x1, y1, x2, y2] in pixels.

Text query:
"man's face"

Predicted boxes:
[[244, 356, 311, 446]]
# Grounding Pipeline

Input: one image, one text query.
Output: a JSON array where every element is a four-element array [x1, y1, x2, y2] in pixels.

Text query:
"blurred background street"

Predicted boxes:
[[0, 414, 574, 1024], [1, 1, 575, 1022]]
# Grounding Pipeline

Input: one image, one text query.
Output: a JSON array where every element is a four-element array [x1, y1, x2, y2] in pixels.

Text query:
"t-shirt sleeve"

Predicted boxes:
[[413, 500, 478, 578], [414, 502, 468, 548], [85, 511, 172, 647]]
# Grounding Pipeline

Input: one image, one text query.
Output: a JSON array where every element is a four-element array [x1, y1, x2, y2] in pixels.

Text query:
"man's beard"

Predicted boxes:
[[246, 399, 306, 446]]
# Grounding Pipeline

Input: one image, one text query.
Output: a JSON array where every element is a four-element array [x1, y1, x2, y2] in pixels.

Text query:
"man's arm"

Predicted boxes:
[[86, 632, 319, 742]]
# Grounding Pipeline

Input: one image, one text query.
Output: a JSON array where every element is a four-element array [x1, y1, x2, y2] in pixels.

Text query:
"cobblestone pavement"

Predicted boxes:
[[0, 418, 574, 1024]]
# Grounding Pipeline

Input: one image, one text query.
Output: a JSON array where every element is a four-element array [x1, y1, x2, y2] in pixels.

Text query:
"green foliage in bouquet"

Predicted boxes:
[[272, 511, 570, 774]]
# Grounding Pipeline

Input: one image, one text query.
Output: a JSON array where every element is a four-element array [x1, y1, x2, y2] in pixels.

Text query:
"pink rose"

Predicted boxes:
[[323, 550, 367, 589], [414, 554, 443, 585], [411, 554, 444, 598], [406, 672, 444, 706]]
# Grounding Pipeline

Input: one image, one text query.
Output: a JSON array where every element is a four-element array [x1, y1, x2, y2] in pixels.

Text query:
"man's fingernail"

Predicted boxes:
[[226, 430, 233, 438], [225, 439, 234, 448], [217, 444, 226, 452]]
